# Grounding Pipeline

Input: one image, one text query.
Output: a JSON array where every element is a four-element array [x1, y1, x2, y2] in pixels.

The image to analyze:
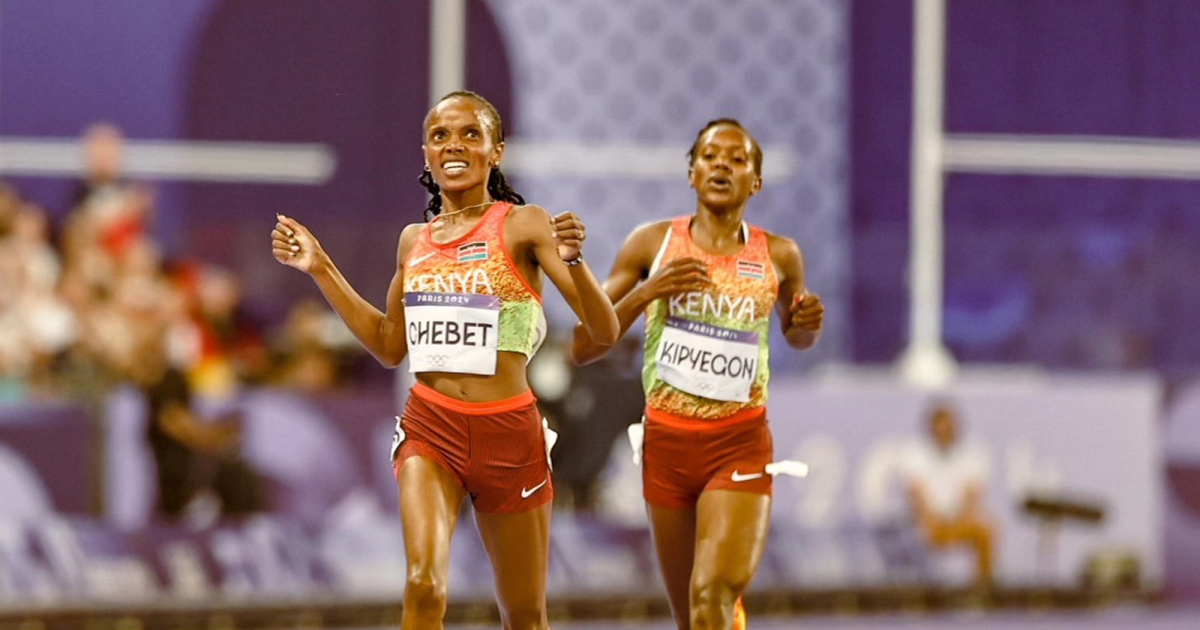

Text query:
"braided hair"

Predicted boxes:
[[419, 91, 526, 222], [686, 118, 763, 176]]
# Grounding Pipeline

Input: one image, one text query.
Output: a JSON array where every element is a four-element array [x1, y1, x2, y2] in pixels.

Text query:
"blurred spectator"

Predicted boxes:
[[902, 399, 995, 587], [0, 127, 355, 403], [71, 123, 125, 205], [60, 123, 153, 301], [175, 265, 270, 398], [5, 202, 59, 292], [273, 299, 341, 391], [0, 200, 77, 394], [531, 334, 644, 511], [8, 204, 75, 389], [70, 240, 171, 388], [0, 167, 318, 403], [139, 355, 265, 524], [2, 162, 269, 523], [0, 134, 356, 529]]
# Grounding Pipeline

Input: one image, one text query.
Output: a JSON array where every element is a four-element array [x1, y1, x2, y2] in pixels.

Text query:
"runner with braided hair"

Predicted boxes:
[[417, 91, 526, 222], [574, 119, 824, 630], [272, 91, 618, 630]]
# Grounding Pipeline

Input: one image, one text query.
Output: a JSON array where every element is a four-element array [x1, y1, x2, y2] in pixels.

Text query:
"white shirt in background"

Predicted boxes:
[[902, 440, 991, 520]]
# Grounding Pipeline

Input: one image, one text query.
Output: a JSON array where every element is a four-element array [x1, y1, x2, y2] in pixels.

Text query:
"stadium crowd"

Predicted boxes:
[[0, 125, 361, 407]]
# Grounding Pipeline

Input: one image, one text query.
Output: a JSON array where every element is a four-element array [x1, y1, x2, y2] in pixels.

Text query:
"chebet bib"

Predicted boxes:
[[402, 202, 546, 375]]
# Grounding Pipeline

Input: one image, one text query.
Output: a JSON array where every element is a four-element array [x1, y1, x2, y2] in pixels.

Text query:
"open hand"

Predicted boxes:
[[271, 214, 322, 274]]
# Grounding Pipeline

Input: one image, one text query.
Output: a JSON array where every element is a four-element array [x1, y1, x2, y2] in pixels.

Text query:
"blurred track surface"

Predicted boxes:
[[448, 608, 1200, 630]]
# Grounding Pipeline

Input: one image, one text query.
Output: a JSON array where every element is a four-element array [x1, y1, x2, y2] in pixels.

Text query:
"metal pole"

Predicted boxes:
[[429, 0, 466, 106], [900, 0, 956, 386]]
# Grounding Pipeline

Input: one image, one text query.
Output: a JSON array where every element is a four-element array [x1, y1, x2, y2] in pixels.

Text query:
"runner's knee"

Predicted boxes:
[[691, 570, 750, 615], [404, 568, 448, 617]]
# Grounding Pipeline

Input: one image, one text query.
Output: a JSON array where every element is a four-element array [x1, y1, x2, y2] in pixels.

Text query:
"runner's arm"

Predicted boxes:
[[571, 222, 710, 365], [519, 206, 621, 348], [770, 234, 822, 350]]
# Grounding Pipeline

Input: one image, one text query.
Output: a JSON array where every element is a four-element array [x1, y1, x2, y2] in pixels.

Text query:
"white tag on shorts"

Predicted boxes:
[[656, 317, 759, 402], [405, 292, 500, 375], [390, 416, 406, 461], [765, 460, 809, 478], [542, 418, 558, 472], [627, 420, 645, 467]]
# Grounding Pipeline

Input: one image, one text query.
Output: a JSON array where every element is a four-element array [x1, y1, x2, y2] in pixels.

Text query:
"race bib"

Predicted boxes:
[[656, 317, 759, 402], [404, 292, 500, 375]]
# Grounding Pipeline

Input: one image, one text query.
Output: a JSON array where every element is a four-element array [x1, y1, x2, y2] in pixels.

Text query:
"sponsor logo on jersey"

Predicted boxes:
[[408, 251, 437, 267]]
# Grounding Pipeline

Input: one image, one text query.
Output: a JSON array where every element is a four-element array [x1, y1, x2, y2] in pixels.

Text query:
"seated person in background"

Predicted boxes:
[[903, 399, 994, 587], [144, 366, 264, 523], [529, 335, 644, 512]]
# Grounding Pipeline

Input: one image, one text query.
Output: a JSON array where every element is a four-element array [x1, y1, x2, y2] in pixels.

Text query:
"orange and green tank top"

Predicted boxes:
[[643, 216, 778, 421], [402, 202, 546, 375]]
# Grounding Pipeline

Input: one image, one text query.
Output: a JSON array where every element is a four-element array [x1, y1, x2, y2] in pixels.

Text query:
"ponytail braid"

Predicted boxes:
[[419, 168, 443, 222], [487, 167, 525, 206]]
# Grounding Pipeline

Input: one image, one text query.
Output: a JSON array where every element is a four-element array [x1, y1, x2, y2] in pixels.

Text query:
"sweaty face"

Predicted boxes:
[[422, 98, 501, 193], [689, 126, 761, 207]]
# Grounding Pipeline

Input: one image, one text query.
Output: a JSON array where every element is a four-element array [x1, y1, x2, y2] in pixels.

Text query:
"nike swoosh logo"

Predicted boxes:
[[521, 478, 548, 499], [409, 251, 437, 266], [730, 471, 764, 482]]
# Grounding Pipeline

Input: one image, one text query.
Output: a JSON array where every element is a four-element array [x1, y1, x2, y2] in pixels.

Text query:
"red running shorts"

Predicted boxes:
[[642, 406, 774, 510], [393, 382, 553, 513]]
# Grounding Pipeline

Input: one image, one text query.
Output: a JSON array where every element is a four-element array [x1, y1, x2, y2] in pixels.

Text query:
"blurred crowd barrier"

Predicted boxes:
[[0, 369, 1163, 607]]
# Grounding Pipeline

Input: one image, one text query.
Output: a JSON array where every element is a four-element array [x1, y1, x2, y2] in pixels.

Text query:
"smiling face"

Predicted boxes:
[[688, 124, 762, 208], [422, 97, 503, 194]]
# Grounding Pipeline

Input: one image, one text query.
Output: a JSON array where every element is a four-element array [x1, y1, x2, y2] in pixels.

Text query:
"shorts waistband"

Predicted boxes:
[[411, 381, 536, 415], [644, 405, 765, 431]]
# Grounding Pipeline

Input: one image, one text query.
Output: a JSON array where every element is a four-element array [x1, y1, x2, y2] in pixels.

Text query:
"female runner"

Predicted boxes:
[[272, 91, 618, 630], [573, 119, 824, 630]]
